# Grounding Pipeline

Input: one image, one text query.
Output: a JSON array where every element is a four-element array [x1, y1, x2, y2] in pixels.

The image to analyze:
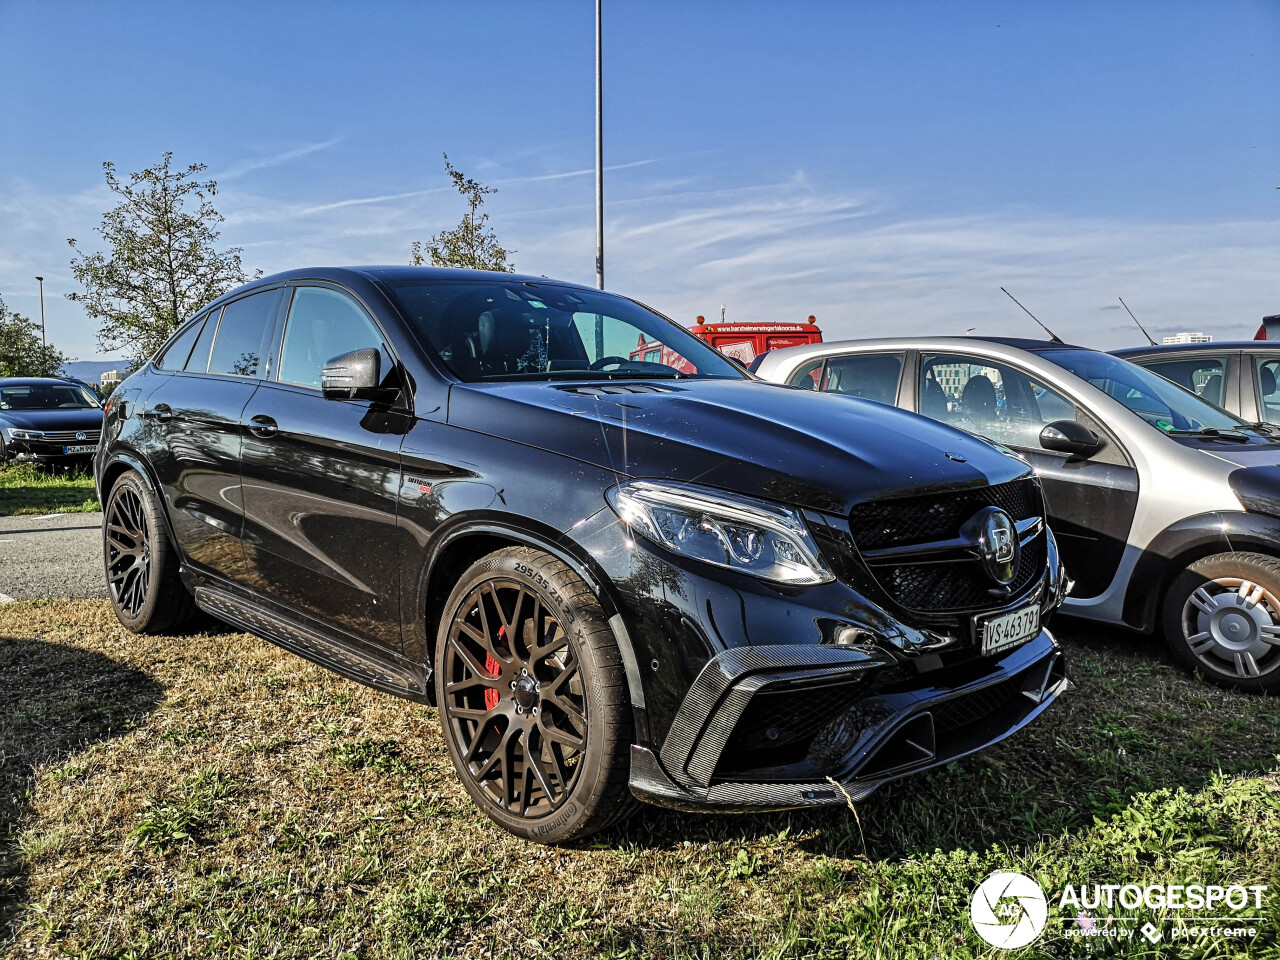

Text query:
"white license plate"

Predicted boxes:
[[63, 444, 96, 454], [980, 604, 1040, 656]]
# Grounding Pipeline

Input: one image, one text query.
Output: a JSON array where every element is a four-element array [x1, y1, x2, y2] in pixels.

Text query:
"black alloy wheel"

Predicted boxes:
[[106, 483, 152, 617], [102, 470, 198, 633], [435, 547, 635, 842]]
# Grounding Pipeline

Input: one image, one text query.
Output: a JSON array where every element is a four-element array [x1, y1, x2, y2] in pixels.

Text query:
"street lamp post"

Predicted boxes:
[[595, 0, 604, 291], [35, 276, 46, 345]]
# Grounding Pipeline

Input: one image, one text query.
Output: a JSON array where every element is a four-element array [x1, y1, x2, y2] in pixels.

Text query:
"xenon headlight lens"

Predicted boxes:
[[6, 428, 41, 440], [606, 480, 834, 586]]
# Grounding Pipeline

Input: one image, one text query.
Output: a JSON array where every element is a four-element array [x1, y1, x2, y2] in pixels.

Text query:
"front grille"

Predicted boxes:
[[849, 478, 1046, 613], [880, 534, 1045, 611], [23, 429, 101, 444], [848, 478, 1038, 550]]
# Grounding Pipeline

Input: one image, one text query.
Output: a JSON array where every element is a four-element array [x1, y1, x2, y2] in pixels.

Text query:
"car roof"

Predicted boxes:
[[750, 335, 1087, 377], [1112, 342, 1280, 357], [0, 377, 86, 386], [215, 266, 598, 302]]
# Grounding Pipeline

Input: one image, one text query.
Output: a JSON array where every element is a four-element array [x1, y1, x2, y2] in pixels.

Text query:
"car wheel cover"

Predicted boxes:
[[1182, 576, 1280, 680], [443, 578, 588, 818], [106, 486, 151, 617]]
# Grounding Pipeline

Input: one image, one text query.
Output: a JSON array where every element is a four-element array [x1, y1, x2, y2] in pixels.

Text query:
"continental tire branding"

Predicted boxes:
[[531, 801, 579, 838]]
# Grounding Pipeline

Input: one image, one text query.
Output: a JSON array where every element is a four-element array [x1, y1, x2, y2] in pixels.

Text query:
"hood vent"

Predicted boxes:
[[556, 383, 680, 398]]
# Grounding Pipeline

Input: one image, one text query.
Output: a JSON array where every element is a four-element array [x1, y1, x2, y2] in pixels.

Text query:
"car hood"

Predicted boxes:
[[447, 379, 1028, 514], [1198, 443, 1280, 468], [0, 407, 103, 431]]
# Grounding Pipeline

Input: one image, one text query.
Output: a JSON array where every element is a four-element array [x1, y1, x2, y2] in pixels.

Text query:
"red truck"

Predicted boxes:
[[631, 317, 823, 371]]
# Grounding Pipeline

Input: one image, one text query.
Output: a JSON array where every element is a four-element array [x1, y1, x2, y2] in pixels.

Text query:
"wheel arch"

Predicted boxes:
[[1122, 511, 1280, 632], [411, 517, 639, 709], [98, 452, 180, 547]]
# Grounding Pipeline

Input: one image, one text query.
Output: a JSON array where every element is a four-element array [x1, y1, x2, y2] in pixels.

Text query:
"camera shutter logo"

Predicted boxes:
[[970, 871, 1048, 949]]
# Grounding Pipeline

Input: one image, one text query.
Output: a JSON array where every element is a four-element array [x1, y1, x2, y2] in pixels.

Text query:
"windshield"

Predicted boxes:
[[1040, 349, 1247, 433], [383, 280, 745, 382], [0, 383, 101, 411]]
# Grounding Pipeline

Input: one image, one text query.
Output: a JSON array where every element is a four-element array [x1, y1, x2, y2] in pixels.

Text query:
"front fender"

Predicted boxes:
[[1122, 510, 1280, 632]]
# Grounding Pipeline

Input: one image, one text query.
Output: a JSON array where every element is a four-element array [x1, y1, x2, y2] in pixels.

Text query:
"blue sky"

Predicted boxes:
[[1, 0, 1277, 360]]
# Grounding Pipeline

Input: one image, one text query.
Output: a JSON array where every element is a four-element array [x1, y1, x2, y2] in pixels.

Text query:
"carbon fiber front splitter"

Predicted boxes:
[[628, 631, 1068, 812]]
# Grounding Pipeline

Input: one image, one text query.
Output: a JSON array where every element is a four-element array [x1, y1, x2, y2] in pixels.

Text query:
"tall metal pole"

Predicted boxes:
[[35, 276, 45, 345], [594, 0, 604, 291]]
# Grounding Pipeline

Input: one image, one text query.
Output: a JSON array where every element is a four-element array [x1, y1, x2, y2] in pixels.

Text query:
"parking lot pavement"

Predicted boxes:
[[0, 512, 107, 602]]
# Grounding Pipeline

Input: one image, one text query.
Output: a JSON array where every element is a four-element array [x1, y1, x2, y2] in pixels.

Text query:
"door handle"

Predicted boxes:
[[146, 402, 173, 422], [248, 414, 278, 439]]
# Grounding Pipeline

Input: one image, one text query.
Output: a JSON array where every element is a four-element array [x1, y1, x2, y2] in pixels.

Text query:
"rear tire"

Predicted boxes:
[[103, 469, 198, 634], [1161, 551, 1280, 692], [434, 546, 637, 843]]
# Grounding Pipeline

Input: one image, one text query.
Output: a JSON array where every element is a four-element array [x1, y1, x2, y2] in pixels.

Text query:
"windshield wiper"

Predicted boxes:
[[1164, 427, 1254, 443]]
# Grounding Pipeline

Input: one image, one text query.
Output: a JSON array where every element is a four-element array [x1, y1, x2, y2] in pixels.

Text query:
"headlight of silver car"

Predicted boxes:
[[606, 480, 834, 586]]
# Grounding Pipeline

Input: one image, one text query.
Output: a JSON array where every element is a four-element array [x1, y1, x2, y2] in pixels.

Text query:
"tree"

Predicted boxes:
[[67, 152, 257, 364], [0, 293, 68, 377], [410, 155, 513, 272]]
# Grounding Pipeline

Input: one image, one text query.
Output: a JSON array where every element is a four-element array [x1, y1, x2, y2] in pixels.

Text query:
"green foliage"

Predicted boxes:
[[0, 462, 98, 515], [410, 154, 513, 272], [67, 152, 257, 364], [328, 737, 413, 776], [130, 766, 235, 846], [0, 293, 67, 377]]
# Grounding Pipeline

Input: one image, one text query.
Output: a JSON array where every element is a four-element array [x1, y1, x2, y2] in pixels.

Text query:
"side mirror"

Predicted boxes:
[[321, 348, 381, 400], [1040, 419, 1105, 461]]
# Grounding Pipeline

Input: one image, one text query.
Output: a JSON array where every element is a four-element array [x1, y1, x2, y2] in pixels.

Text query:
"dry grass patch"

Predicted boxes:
[[1, 601, 1278, 958]]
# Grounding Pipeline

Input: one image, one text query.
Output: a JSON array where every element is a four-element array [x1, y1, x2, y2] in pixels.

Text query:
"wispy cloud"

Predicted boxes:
[[214, 137, 344, 181], [5, 163, 1278, 359]]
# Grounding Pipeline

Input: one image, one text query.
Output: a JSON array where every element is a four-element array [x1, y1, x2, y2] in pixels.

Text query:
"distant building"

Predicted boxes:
[[1162, 331, 1212, 345], [100, 370, 126, 386]]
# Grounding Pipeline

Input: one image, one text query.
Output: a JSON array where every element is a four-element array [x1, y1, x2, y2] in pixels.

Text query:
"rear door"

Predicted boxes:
[[913, 352, 1140, 599], [238, 284, 409, 653], [140, 289, 282, 582]]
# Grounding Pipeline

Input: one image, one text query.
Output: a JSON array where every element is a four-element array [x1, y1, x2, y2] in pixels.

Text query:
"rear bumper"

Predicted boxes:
[[628, 630, 1067, 811]]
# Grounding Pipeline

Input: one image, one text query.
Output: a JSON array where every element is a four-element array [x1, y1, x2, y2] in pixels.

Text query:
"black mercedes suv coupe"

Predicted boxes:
[[97, 267, 1070, 842]]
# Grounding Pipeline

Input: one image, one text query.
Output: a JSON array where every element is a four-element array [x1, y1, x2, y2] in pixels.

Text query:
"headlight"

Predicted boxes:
[[606, 480, 834, 586], [5, 427, 42, 440]]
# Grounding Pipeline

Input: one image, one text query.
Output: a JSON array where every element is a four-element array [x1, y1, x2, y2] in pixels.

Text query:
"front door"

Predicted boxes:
[[238, 284, 409, 652], [914, 352, 1140, 599], [141, 289, 281, 582]]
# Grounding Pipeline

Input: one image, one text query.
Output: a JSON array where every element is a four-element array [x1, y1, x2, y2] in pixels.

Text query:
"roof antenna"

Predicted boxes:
[[1119, 297, 1157, 346], [1000, 287, 1064, 344]]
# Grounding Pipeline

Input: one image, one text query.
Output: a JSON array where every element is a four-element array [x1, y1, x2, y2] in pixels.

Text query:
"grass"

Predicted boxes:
[[1, 600, 1278, 958], [0, 462, 98, 516]]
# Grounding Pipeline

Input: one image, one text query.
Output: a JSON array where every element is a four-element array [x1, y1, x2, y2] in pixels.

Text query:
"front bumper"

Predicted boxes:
[[628, 629, 1067, 811], [4, 438, 98, 463]]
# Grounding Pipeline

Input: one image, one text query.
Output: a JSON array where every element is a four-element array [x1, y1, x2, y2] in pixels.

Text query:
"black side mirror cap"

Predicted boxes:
[[321, 348, 381, 400], [1040, 419, 1105, 461]]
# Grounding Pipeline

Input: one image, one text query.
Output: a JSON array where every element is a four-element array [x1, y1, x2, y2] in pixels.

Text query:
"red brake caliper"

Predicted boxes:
[[484, 626, 503, 710]]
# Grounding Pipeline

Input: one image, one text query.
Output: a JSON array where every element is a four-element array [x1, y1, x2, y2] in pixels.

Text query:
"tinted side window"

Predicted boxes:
[[185, 307, 221, 372], [208, 291, 279, 377], [818, 353, 904, 405], [156, 315, 206, 370], [278, 287, 392, 389], [918, 353, 1079, 450], [1142, 356, 1227, 407], [1256, 357, 1280, 423]]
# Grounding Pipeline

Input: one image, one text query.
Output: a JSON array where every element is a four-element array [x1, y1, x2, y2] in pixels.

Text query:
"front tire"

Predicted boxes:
[[1161, 552, 1280, 692], [434, 547, 636, 843], [103, 469, 198, 633]]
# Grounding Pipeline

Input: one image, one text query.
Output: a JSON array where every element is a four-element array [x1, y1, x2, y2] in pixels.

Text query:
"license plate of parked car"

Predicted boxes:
[[63, 444, 96, 454], [979, 604, 1041, 656]]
